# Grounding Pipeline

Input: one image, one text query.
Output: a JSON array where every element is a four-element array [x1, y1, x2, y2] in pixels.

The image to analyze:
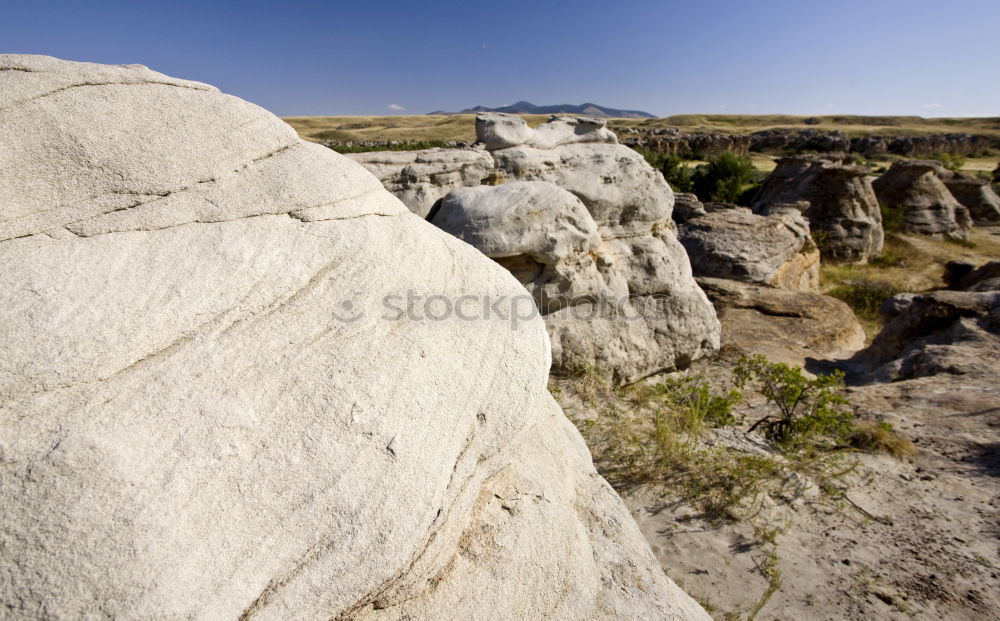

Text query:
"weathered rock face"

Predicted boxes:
[[489, 140, 672, 237], [678, 204, 820, 291], [0, 55, 708, 621], [941, 174, 1000, 224], [872, 160, 972, 239], [346, 148, 495, 218], [432, 179, 720, 384], [854, 290, 1000, 382], [671, 192, 707, 223], [943, 260, 1000, 292], [752, 154, 884, 264], [696, 277, 866, 366], [433, 181, 600, 267]]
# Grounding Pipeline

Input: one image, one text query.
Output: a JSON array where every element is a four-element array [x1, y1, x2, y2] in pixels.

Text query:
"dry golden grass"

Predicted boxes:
[[282, 114, 553, 144], [283, 114, 1000, 148]]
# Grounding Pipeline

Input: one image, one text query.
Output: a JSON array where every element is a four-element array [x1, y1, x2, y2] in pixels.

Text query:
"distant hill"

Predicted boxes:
[[428, 100, 656, 119]]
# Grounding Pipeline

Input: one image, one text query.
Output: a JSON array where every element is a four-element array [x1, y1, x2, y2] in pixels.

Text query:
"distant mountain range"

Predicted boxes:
[[427, 100, 656, 119]]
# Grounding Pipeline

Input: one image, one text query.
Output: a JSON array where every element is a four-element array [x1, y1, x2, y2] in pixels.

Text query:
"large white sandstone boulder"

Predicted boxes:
[[432, 181, 601, 265], [0, 55, 708, 620], [490, 138, 673, 237]]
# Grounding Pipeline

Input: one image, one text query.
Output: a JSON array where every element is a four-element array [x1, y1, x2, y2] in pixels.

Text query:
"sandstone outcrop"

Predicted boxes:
[[678, 204, 819, 291], [872, 160, 972, 239], [671, 192, 707, 222], [432, 179, 720, 384], [854, 290, 1000, 382], [941, 174, 1000, 224], [943, 260, 1000, 292], [346, 147, 495, 218], [752, 154, 884, 263], [486, 118, 671, 237], [0, 55, 708, 620], [696, 277, 866, 366], [476, 117, 721, 383]]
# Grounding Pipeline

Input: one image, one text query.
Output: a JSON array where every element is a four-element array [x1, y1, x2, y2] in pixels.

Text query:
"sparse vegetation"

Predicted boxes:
[[630, 374, 742, 428], [554, 353, 923, 618], [826, 279, 902, 324], [944, 236, 977, 249], [746, 548, 783, 621], [558, 354, 913, 529], [848, 420, 916, 458]]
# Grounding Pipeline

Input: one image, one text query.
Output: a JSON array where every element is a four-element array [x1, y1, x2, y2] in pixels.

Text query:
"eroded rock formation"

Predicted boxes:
[[872, 160, 972, 240], [678, 203, 820, 291], [941, 174, 1000, 224], [696, 277, 866, 366], [751, 154, 884, 263], [347, 148, 495, 218], [856, 290, 1000, 382], [355, 114, 720, 384], [0, 55, 709, 621]]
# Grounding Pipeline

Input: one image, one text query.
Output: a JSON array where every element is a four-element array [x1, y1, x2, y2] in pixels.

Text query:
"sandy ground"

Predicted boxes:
[[622, 370, 1000, 620]]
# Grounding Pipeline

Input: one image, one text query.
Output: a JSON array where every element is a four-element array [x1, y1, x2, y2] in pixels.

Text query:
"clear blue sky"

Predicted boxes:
[[3, 0, 998, 117]]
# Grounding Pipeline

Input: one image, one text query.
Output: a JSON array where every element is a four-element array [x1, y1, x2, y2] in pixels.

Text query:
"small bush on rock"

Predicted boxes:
[[637, 375, 743, 429]]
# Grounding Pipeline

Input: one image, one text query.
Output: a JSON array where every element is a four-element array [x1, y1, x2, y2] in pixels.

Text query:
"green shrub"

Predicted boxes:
[[691, 150, 756, 203], [933, 153, 966, 172], [661, 154, 695, 193], [734, 355, 855, 450], [632, 148, 696, 193]]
